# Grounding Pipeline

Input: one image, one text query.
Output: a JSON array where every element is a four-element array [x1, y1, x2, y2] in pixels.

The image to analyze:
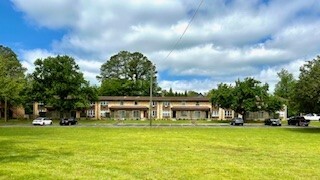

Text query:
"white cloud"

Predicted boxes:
[[11, 0, 320, 92], [19, 49, 55, 74]]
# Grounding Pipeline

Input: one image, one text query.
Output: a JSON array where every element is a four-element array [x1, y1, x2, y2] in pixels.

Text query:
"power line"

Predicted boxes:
[[163, 0, 204, 60]]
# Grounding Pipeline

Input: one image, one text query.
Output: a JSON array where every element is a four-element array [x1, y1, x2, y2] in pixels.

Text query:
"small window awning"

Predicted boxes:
[[109, 106, 148, 110], [171, 106, 210, 111]]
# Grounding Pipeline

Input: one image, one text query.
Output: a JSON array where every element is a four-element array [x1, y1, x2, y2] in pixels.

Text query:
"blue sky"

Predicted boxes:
[[1, 0, 320, 93]]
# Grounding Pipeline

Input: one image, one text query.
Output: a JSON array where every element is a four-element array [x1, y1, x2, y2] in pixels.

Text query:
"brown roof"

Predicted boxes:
[[99, 96, 209, 102], [109, 105, 148, 110], [171, 106, 211, 111]]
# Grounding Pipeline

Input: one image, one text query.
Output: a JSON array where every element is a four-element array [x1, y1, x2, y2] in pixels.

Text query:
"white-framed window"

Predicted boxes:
[[225, 110, 232, 117], [90, 102, 95, 106], [163, 101, 170, 107], [152, 110, 157, 117], [212, 110, 219, 117], [101, 101, 108, 106], [196, 101, 200, 106], [100, 111, 107, 117], [194, 111, 201, 118], [162, 111, 171, 118], [151, 101, 157, 107], [181, 111, 187, 116], [87, 109, 95, 117]]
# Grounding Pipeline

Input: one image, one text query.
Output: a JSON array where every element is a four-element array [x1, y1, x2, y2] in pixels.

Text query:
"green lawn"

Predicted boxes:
[[0, 126, 320, 179]]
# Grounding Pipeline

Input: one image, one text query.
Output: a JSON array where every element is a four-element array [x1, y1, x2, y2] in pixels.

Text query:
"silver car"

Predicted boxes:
[[264, 118, 282, 126], [230, 118, 244, 126]]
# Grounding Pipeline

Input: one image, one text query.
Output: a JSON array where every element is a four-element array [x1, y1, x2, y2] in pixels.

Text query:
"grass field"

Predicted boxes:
[[0, 126, 320, 179]]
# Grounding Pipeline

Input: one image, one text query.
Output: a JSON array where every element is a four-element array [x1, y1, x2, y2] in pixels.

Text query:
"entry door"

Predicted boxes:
[[172, 111, 176, 118]]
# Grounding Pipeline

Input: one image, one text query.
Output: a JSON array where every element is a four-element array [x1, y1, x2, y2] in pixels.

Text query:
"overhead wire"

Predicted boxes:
[[163, 0, 205, 60]]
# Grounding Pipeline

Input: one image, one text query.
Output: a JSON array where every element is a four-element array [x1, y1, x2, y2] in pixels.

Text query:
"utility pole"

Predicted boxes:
[[149, 67, 153, 127]]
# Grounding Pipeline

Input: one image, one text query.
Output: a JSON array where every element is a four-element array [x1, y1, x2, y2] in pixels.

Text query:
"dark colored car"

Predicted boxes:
[[230, 118, 244, 126], [60, 118, 78, 126], [288, 116, 310, 126], [264, 118, 282, 126]]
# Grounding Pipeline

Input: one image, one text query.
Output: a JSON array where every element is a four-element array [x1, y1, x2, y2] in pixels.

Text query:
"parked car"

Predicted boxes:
[[303, 113, 320, 121], [264, 118, 282, 126], [60, 118, 78, 126], [288, 116, 310, 126], [32, 117, 53, 126], [230, 118, 244, 126]]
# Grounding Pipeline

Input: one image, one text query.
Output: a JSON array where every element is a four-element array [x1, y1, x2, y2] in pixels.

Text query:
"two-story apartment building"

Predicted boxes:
[[87, 96, 213, 120], [32, 96, 287, 120], [84, 96, 237, 120]]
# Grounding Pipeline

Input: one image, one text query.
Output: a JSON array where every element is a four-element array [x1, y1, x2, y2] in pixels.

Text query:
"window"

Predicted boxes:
[[212, 110, 219, 117], [151, 101, 157, 107], [87, 109, 95, 117], [181, 101, 186, 105], [134, 101, 138, 105], [119, 110, 126, 118], [120, 101, 124, 105], [101, 101, 108, 106], [196, 101, 200, 106], [100, 111, 107, 117], [152, 110, 157, 117], [90, 102, 95, 106], [225, 110, 232, 117], [133, 110, 140, 118], [258, 111, 264, 118], [163, 101, 170, 107], [162, 111, 171, 118], [195, 111, 201, 118], [181, 111, 187, 116]]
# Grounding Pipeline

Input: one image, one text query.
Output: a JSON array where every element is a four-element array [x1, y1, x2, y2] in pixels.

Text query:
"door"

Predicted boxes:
[[172, 111, 176, 118]]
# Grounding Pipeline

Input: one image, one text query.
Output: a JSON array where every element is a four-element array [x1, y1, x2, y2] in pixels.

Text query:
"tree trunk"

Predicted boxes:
[[4, 97, 7, 122], [242, 111, 246, 122]]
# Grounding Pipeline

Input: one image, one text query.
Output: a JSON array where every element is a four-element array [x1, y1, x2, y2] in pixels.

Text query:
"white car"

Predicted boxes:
[[303, 113, 320, 121], [32, 117, 53, 126]]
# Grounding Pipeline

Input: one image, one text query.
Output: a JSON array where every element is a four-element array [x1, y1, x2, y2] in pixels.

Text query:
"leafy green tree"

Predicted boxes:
[[210, 78, 269, 120], [97, 51, 160, 96], [187, 90, 200, 97], [274, 69, 296, 99], [274, 69, 297, 116], [293, 56, 320, 113], [31, 55, 97, 117], [232, 78, 269, 120], [0, 45, 26, 121], [265, 95, 284, 118], [210, 83, 234, 109]]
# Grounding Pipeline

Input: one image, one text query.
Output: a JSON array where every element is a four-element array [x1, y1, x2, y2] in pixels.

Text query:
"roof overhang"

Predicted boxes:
[[109, 106, 148, 110], [171, 106, 210, 111]]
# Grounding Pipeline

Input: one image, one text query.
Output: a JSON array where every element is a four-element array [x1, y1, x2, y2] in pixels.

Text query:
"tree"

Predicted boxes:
[[232, 78, 269, 120], [97, 51, 160, 96], [293, 56, 320, 113], [210, 77, 269, 121], [209, 83, 234, 109], [274, 69, 297, 116], [265, 95, 284, 118], [187, 90, 200, 97], [274, 69, 296, 99], [31, 55, 97, 117], [0, 45, 26, 121]]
